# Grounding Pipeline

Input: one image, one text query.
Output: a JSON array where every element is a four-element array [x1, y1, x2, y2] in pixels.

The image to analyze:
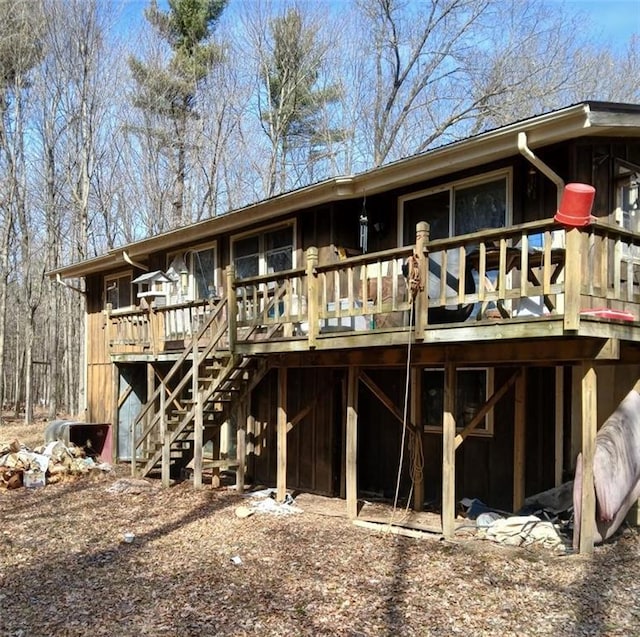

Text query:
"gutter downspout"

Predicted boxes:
[[56, 273, 86, 295], [123, 250, 149, 271], [517, 131, 565, 208]]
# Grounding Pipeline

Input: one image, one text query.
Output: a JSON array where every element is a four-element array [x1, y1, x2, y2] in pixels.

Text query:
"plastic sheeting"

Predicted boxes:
[[573, 388, 640, 548]]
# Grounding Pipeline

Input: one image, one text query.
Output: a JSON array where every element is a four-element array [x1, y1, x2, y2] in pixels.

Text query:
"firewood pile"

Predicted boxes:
[[0, 437, 111, 489]]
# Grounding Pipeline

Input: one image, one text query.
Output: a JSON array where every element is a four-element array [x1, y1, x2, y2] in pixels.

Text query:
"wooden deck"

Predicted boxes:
[[106, 217, 640, 556], [105, 219, 640, 360]]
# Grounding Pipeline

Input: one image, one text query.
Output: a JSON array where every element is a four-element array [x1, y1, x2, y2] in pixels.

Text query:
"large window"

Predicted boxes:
[[105, 272, 133, 310], [399, 171, 510, 244], [422, 368, 494, 436], [167, 243, 218, 302], [232, 224, 294, 279]]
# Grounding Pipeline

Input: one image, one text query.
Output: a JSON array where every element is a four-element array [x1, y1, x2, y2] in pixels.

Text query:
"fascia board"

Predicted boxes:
[[48, 180, 355, 279], [352, 105, 593, 196]]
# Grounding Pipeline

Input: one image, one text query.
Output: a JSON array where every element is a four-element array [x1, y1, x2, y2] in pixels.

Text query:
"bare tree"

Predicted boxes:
[[22, 0, 119, 418], [343, 0, 617, 167], [0, 0, 45, 423]]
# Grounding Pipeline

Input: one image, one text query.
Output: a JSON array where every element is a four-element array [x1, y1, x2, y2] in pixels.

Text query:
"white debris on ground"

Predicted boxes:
[[237, 488, 303, 516], [478, 514, 568, 551], [0, 438, 111, 489], [106, 478, 157, 495]]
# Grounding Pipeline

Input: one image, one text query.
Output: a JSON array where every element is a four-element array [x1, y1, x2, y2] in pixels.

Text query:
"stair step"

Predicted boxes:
[[135, 348, 270, 479], [154, 440, 192, 450], [146, 448, 186, 460], [172, 406, 227, 416]]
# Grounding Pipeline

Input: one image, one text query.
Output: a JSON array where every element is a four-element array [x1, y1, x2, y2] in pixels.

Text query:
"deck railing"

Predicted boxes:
[[106, 300, 217, 355], [106, 218, 640, 355]]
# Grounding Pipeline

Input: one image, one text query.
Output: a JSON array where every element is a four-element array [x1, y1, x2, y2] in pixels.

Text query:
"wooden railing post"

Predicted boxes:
[[149, 305, 159, 356], [105, 304, 114, 350], [564, 227, 582, 330], [306, 247, 319, 348], [192, 322, 201, 489], [226, 265, 237, 351], [414, 222, 430, 337]]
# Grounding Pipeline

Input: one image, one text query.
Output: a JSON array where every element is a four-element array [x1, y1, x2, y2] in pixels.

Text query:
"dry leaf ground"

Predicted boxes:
[[1, 417, 639, 636]]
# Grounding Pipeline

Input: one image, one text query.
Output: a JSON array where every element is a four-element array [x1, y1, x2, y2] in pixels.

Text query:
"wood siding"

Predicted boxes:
[[86, 275, 113, 424], [250, 368, 340, 496]]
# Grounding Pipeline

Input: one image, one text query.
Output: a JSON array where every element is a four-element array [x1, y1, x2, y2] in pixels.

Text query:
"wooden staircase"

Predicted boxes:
[[131, 297, 269, 483]]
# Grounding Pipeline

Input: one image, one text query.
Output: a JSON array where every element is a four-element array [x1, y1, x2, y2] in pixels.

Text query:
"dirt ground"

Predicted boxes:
[[1, 418, 639, 636]]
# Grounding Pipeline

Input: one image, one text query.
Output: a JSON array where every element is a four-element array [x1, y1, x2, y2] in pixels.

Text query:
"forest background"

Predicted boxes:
[[0, 0, 637, 423]]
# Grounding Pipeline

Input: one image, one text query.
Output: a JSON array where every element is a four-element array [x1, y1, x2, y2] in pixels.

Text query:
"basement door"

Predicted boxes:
[[117, 364, 147, 461]]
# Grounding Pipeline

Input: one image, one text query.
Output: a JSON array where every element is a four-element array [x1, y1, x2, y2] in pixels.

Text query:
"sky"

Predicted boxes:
[[552, 0, 640, 48], [113, 0, 639, 51]]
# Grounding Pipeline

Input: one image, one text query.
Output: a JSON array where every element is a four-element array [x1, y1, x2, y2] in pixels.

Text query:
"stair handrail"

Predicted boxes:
[[132, 297, 228, 457], [137, 353, 272, 478]]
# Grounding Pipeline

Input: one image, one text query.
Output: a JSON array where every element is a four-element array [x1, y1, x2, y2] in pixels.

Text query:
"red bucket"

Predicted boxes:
[[554, 183, 596, 227]]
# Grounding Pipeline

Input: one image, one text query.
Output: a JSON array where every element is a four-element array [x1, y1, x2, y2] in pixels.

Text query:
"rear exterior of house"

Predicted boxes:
[[53, 101, 640, 552]]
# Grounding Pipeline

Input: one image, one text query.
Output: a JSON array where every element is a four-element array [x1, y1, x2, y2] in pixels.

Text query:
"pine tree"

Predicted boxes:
[[129, 0, 226, 227], [261, 7, 343, 196]]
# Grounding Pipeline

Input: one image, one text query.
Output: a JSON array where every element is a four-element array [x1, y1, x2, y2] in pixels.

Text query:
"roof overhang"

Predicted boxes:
[[51, 101, 640, 280]]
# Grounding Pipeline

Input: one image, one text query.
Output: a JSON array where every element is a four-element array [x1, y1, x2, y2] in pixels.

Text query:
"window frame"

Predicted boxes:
[[104, 270, 134, 311], [230, 221, 297, 280], [166, 241, 219, 303], [422, 367, 495, 437], [613, 159, 640, 233], [397, 168, 513, 245]]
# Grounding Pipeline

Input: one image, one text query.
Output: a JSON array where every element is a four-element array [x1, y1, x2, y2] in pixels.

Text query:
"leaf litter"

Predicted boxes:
[[0, 417, 639, 636]]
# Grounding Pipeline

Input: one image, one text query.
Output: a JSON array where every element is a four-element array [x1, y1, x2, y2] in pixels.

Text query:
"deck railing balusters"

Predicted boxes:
[[107, 219, 640, 355]]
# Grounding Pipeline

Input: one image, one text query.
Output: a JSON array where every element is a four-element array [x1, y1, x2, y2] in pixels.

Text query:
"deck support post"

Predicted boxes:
[[555, 366, 564, 486], [110, 364, 129, 476], [410, 367, 424, 512], [579, 363, 598, 555], [192, 327, 203, 489], [513, 368, 526, 511], [346, 366, 359, 519], [246, 395, 255, 474], [193, 390, 204, 489], [236, 398, 247, 494], [442, 362, 456, 539], [160, 387, 170, 488], [277, 367, 288, 502]]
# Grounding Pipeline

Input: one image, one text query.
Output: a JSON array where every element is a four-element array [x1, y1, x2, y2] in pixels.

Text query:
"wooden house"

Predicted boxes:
[[52, 101, 640, 553]]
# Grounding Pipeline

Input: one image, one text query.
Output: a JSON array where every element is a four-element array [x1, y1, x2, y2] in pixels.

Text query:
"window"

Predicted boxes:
[[614, 160, 640, 233], [232, 224, 294, 279], [399, 171, 510, 244], [422, 368, 494, 436], [167, 243, 218, 302], [189, 245, 217, 299], [105, 272, 133, 310]]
